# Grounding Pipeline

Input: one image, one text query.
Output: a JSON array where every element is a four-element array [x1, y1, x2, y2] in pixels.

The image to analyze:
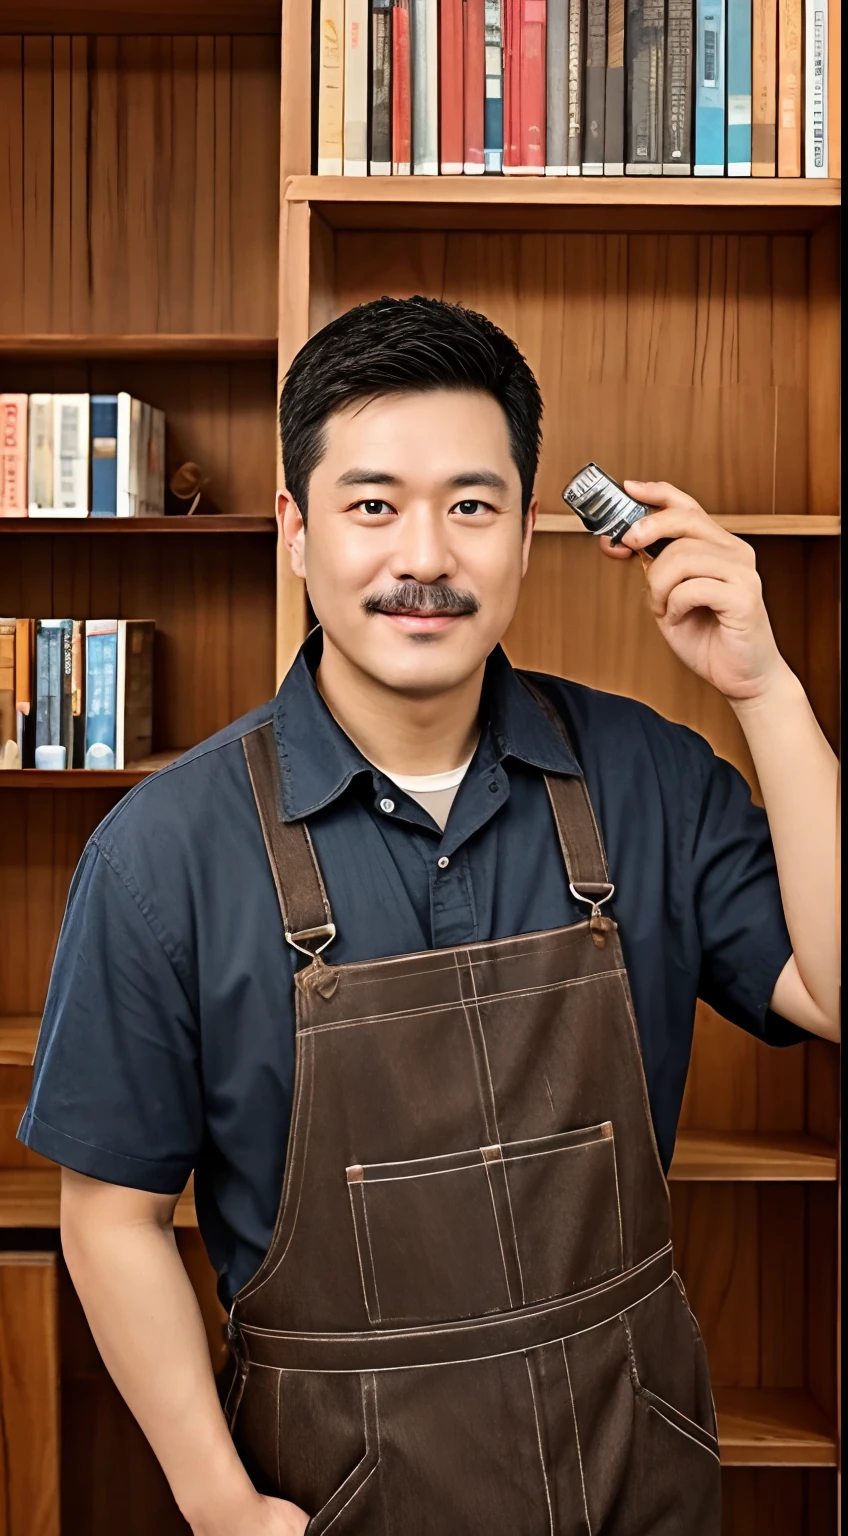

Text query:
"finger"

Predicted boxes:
[[621, 506, 737, 552], [643, 540, 756, 614], [623, 480, 700, 512], [599, 533, 634, 560], [664, 576, 748, 626]]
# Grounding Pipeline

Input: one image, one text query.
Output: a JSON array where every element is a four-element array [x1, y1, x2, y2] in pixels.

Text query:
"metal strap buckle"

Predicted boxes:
[[285, 922, 336, 959], [569, 882, 615, 919]]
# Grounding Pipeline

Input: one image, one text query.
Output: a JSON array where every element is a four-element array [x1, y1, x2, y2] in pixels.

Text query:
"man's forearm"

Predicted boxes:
[[60, 1200, 259, 1531], [731, 660, 839, 1035]]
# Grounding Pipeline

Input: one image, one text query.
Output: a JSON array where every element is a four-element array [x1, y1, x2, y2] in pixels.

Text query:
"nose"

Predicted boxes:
[[387, 504, 458, 586]]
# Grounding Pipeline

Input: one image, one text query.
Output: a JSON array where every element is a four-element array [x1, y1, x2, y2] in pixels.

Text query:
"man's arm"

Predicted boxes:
[[603, 482, 839, 1042], [60, 1169, 309, 1536]]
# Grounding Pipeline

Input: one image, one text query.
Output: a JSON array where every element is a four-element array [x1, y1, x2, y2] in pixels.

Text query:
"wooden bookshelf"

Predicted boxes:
[[0, 515, 276, 534], [0, 334, 277, 360]]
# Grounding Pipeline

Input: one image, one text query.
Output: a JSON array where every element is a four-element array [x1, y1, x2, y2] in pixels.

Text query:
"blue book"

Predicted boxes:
[[694, 0, 726, 174], [727, 0, 752, 174], [84, 619, 118, 769], [484, 0, 504, 172], [90, 394, 118, 516]]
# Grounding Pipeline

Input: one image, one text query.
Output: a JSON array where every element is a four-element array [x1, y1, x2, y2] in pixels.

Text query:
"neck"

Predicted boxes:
[[316, 636, 484, 777]]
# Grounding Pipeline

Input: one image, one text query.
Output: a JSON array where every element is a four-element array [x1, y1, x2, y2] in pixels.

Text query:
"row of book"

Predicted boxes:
[[316, 0, 829, 176], [0, 393, 166, 518], [0, 618, 154, 771]]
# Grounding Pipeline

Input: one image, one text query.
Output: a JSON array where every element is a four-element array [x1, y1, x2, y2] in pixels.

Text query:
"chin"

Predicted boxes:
[[365, 641, 485, 697]]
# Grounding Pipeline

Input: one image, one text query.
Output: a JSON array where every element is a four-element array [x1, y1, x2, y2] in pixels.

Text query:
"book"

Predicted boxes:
[[546, 0, 569, 173], [727, 0, 752, 173], [777, 0, 801, 174], [626, 0, 664, 173], [694, 0, 726, 173], [52, 395, 90, 516], [371, 0, 393, 173], [318, 0, 345, 174], [663, 0, 694, 170], [392, 0, 413, 172], [411, 0, 439, 173], [84, 619, 119, 769], [116, 393, 133, 517], [0, 619, 15, 765], [566, 0, 584, 171], [751, 0, 777, 173], [804, 0, 827, 175], [27, 394, 54, 515], [0, 395, 27, 516], [504, 0, 547, 173], [583, 0, 606, 171], [117, 620, 155, 768], [71, 619, 85, 766], [484, 0, 505, 170], [344, 0, 369, 175], [440, 0, 464, 171], [464, 0, 486, 173], [15, 618, 33, 765], [90, 395, 119, 516], [143, 407, 166, 517], [34, 619, 74, 766], [604, 0, 625, 170]]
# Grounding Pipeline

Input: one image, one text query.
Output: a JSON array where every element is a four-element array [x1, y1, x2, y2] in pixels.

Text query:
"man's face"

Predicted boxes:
[[281, 388, 536, 696]]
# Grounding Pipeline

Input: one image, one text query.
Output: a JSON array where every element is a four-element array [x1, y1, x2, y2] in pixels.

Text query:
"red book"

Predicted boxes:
[[504, 0, 546, 171], [463, 0, 485, 173], [440, 0, 465, 172], [0, 394, 28, 516], [392, 0, 412, 174]]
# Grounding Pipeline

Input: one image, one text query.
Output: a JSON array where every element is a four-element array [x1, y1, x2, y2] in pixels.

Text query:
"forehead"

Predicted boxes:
[[317, 388, 517, 478]]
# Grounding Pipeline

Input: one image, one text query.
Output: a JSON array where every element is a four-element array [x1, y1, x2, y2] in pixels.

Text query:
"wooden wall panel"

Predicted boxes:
[[722, 1470, 838, 1534], [0, 35, 280, 336], [331, 229, 826, 517], [0, 1252, 60, 1536]]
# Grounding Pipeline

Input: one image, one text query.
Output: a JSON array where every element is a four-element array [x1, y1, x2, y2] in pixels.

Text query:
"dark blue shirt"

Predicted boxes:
[[18, 634, 800, 1309]]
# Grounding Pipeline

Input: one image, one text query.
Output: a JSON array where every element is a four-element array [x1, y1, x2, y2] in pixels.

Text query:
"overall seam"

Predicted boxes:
[[524, 1354, 555, 1536], [562, 1339, 593, 1535]]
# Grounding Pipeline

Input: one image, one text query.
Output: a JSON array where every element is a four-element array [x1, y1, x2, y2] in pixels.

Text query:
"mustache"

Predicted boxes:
[[362, 582, 480, 618]]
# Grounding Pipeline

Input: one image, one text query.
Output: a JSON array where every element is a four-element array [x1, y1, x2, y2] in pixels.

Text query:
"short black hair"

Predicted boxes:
[[279, 296, 543, 519]]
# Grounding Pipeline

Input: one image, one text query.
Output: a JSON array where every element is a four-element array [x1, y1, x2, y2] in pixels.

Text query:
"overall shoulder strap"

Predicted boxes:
[[242, 722, 336, 959]]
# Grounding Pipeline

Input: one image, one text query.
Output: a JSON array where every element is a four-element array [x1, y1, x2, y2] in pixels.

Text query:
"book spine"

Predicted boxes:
[[519, 0, 547, 173], [583, 0, 606, 171], [566, 0, 584, 171], [751, 0, 777, 173], [464, 0, 486, 171], [440, 0, 465, 171], [0, 620, 15, 758], [626, 0, 664, 173], [90, 395, 118, 516], [59, 618, 74, 761], [484, 0, 505, 170], [128, 396, 142, 516], [147, 408, 166, 516], [727, 0, 752, 173], [318, 0, 346, 173], [371, 0, 393, 172], [546, 0, 569, 172], [84, 619, 118, 769], [0, 394, 28, 516], [52, 394, 89, 515], [119, 621, 155, 768], [604, 0, 625, 169], [71, 619, 84, 766], [412, 0, 439, 172], [804, 0, 827, 175], [35, 620, 62, 750], [344, 0, 369, 175], [27, 394, 54, 515], [694, 0, 725, 173], [663, 0, 694, 170], [392, 0, 413, 171], [777, 0, 801, 174], [137, 402, 151, 517], [115, 394, 132, 517], [14, 618, 32, 764]]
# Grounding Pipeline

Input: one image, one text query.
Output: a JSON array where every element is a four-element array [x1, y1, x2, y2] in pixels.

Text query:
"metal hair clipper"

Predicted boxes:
[[561, 464, 670, 559]]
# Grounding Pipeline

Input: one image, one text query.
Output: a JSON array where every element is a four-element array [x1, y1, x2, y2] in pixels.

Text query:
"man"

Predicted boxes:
[[19, 297, 838, 1536]]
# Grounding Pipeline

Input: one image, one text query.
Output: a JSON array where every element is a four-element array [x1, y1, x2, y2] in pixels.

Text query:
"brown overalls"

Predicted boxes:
[[224, 716, 722, 1534]]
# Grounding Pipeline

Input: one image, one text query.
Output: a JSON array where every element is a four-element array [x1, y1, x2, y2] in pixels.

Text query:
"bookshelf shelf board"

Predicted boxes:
[[668, 1130, 838, 1182], [0, 334, 277, 361], [0, 753, 183, 789], [0, 516, 276, 535], [0, 1018, 39, 1065], [535, 514, 842, 536], [0, 1167, 197, 1227], [287, 176, 841, 233], [712, 1389, 838, 1467], [0, 1, 281, 32]]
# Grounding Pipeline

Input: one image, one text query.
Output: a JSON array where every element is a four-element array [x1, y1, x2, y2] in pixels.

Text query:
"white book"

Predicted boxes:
[[411, 0, 439, 174], [343, 0, 368, 175], [27, 394, 54, 514], [804, 0, 827, 176], [115, 393, 132, 517], [128, 397, 142, 516], [50, 394, 89, 517]]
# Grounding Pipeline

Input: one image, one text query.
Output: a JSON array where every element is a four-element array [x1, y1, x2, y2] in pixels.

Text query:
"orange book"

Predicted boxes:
[[392, 0, 412, 173], [751, 0, 777, 173], [777, 0, 801, 175], [0, 394, 28, 516], [463, 0, 485, 172], [440, 0, 465, 172]]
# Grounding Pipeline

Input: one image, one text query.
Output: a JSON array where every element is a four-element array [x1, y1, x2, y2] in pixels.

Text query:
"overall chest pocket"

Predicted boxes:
[[346, 1121, 624, 1327]]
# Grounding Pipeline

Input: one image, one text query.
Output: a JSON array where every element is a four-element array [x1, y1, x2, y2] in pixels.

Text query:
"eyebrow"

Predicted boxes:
[[336, 468, 509, 493]]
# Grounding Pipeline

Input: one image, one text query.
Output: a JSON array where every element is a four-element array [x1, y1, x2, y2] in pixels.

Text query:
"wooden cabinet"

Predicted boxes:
[[0, 1, 840, 1531]]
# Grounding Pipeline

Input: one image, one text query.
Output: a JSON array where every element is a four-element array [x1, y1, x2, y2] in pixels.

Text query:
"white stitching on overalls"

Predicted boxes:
[[562, 1339, 593, 1534], [524, 1355, 555, 1535]]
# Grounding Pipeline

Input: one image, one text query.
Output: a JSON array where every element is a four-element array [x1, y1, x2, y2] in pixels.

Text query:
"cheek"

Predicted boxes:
[[304, 528, 384, 601]]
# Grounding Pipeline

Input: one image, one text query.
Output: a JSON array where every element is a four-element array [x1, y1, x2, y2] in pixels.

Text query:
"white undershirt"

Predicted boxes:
[[381, 759, 474, 831]]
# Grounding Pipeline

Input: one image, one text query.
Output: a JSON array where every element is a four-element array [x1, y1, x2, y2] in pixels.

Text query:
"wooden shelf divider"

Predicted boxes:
[[0, 334, 277, 361], [0, 516, 276, 535], [0, 753, 184, 790], [536, 514, 841, 536], [668, 1130, 839, 1182], [712, 1388, 838, 1467]]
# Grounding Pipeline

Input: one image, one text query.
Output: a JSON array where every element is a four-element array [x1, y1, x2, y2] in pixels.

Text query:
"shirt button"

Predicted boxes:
[[380, 798, 395, 814], [437, 855, 450, 869], [489, 782, 499, 793]]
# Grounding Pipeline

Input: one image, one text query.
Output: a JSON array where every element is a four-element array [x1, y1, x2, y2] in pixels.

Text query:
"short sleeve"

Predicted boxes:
[[691, 746, 803, 1047], [17, 838, 202, 1192]]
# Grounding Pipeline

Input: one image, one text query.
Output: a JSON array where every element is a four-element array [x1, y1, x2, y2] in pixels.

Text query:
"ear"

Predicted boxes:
[[278, 487, 306, 579], [520, 496, 538, 577]]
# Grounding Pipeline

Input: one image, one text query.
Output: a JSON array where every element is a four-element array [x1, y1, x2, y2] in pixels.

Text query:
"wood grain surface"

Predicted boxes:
[[0, 1253, 60, 1536]]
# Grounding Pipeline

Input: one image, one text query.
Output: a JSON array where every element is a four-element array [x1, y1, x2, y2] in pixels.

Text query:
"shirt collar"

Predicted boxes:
[[273, 629, 580, 822]]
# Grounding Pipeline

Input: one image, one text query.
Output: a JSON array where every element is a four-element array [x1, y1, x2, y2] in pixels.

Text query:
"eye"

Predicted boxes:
[[451, 499, 493, 517], [355, 500, 394, 516]]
